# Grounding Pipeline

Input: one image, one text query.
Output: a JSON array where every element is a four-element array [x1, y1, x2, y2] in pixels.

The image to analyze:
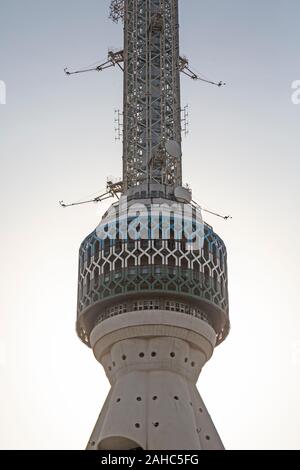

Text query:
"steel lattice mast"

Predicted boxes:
[[123, 0, 182, 190]]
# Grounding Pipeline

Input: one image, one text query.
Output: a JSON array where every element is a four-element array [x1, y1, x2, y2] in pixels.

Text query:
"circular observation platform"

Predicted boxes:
[[76, 200, 230, 347]]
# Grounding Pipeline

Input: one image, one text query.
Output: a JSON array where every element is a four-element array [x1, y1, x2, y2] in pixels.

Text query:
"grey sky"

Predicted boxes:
[[0, 0, 299, 449]]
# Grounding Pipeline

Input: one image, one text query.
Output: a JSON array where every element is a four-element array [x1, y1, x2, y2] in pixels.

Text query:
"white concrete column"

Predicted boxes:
[[86, 311, 224, 450]]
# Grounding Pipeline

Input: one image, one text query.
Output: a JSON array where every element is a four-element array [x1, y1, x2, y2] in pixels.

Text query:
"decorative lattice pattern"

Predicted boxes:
[[77, 224, 228, 316]]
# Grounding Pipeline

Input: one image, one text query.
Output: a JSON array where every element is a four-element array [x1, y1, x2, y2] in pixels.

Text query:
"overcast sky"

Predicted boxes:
[[0, 0, 299, 449]]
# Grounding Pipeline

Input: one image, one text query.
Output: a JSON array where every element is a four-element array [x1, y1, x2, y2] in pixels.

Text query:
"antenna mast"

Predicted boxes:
[[62, 0, 225, 203]]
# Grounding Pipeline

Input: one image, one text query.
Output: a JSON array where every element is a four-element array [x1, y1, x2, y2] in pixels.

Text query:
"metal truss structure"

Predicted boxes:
[[64, 1, 225, 196], [123, 0, 182, 190], [109, 0, 125, 23]]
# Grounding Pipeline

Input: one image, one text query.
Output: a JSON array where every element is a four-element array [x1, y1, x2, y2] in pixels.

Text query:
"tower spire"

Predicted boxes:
[[123, 0, 182, 191]]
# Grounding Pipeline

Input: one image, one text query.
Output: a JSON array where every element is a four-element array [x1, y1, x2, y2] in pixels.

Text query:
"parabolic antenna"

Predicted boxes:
[[174, 186, 192, 203], [165, 139, 182, 159]]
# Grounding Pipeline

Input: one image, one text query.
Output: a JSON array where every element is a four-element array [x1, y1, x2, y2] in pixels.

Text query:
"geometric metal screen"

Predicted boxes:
[[77, 221, 229, 346]]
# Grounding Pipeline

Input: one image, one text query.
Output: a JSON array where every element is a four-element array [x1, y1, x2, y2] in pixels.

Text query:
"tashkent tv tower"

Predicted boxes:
[[64, 0, 230, 450]]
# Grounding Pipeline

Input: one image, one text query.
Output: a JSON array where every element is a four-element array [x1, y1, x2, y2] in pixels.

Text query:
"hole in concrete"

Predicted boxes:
[[174, 396, 179, 400], [113, 361, 116, 367], [98, 437, 143, 450], [135, 423, 140, 428], [116, 398, 121, 403], [122, 355, 127, 360], [191, 361, 195, 367], [170, 352, 175, 358], [151, 352, 157, 357], [152, 396, 158, 401], [184, 357, 188, 363], [199, 408, 203, 413], [153, 422, 159, 428], [139, 352, 145, 358], [136, 397, 142, 402], [108, 366, 112, 371], [205, 435, 210, 440]]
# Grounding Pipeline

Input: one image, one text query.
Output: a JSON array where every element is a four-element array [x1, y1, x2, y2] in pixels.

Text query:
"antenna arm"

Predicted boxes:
[[59, 191, 114, 209], [179, 58, 225, 87], [64, 62, 114, 76], [195, 76, 226, 87], [59, 198, 99, 208], [64, 51, 124, 76], [181, 67, 198, 80], [192, 200, 232, 221], [59, 179, 124, 208]]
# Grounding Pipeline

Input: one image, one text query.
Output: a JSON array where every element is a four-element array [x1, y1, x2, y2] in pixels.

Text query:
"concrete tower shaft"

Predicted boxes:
[[122, 0, 182, 191], [87, 315, 224, 450]]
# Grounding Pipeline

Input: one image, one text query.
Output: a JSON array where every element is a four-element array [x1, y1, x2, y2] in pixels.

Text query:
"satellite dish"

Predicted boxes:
[[174, 186, 192, 203], [165, 140, 182, 159]]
